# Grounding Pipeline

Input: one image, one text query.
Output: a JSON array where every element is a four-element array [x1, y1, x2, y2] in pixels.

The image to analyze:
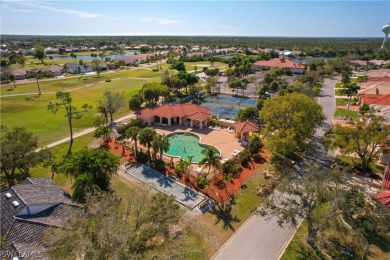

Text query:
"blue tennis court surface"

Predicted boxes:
[[201, 94, 257, 119]]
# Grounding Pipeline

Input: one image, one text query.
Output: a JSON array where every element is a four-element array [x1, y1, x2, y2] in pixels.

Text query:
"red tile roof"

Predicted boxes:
[[253, 58, 304, 70], [233, 121, 260, 133], [360, 94, 390, 106], [383, 163, 390, 189], [376, 190, 390, 208], [136, 104, 211, 121]]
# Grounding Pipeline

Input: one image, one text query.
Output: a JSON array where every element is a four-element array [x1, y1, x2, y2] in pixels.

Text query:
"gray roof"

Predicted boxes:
[[13, 178, 72, 205], [1, 178, 82, 255]]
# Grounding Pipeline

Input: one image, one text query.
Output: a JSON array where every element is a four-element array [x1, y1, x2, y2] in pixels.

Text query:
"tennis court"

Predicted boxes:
[[206, 94, 257, 107], [201, 94, 258, 119], [201, 103, 239, 119]]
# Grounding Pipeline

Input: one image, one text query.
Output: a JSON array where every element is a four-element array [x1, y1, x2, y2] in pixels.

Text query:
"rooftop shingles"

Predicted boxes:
[[137, 104, 212, 120]]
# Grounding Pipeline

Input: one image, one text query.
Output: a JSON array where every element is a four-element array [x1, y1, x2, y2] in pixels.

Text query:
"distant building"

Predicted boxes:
[[358, 76, 390, 95], [1, 178, 82, 258], [64, 62, 93, 74], [0, 67, 34, 80], [252, 57, 305, 74], [136, 104, 212, 129], [41, 65, 63, 76]]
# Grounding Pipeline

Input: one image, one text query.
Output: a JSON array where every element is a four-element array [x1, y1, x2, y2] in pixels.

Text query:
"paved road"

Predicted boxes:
[[214, 214, 297, 260], [213, 77, 339, 260]]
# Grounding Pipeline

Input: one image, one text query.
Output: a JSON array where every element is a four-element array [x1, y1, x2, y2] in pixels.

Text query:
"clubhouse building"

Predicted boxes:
[[136, 104, 212, 129]]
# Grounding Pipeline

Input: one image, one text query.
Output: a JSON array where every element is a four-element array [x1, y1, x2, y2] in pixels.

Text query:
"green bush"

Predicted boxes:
[[248, 139, 264, 155], [153, 159, 166, 171], [253, 154, 263, 163], [136, 151, 148, 163], [196, 177, 211, 189], [222, 159, 243, 174], [116, 118, 145, 135]]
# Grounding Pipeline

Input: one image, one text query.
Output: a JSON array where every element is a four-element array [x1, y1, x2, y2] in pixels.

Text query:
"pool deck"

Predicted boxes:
[[125, 164, 207, 209], [152, 125, 244, 165]]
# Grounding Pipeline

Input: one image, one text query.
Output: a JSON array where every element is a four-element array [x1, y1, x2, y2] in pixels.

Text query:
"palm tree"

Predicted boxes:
[[96, 101, 109, 125], [177, 155, 193, 180], [71, 173, 101, 203], [199, 146, 221, 176], [63, 64, 69, 75], [345, 83, 360, 118], [33, 69, 42, 95], [9, 74, 16, 88], [138, 127, 156, 161], [152, 134, 170, 160], [125, 126, 140, 154]]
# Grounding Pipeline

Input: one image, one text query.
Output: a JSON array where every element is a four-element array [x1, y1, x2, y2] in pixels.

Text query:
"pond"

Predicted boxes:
[[49, 51, 139, 61]]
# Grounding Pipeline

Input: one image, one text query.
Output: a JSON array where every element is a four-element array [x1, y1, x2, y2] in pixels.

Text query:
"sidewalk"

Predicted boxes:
[[35, 113, 136, 151]]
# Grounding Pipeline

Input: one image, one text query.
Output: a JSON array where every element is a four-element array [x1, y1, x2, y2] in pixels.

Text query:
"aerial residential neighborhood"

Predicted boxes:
[[1, 1, 390, 260]]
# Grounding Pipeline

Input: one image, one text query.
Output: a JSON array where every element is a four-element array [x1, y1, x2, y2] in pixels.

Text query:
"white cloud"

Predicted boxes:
[[4, 0, 104, 19], [140, 17, 180, 25], [0, 4, 37, 13]]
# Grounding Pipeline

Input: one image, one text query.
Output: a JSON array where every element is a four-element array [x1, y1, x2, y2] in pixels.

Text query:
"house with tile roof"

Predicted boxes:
[[136, 104, 212, 129], [252, 57, 305, 74], [1, 178, 82, 258], [358, 76, 390, 95], [232, 121, 260, 142]]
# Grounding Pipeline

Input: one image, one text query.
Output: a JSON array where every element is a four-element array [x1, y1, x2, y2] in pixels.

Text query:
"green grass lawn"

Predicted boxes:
[[281, 221, 317, 260], [335, 155, 386, 174], [336, 98, 349, 106], [1, 77, 151, 146], [335, 88, 347, 96], [282, 219, 390, 260], [334, 108, 361, 119], [184, 61, 227, 71], [195, 163, 269, 257]]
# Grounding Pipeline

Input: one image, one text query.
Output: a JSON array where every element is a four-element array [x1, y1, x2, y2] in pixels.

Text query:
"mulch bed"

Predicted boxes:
[[103, 138, 270, 203]]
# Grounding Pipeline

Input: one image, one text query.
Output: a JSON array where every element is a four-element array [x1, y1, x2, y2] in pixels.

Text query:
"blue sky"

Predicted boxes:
[[0, 1, 388, 37]]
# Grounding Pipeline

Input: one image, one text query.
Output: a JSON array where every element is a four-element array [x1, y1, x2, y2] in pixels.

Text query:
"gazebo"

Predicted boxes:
[[136, 104, 212, 129], [233, 121, 260, 142]]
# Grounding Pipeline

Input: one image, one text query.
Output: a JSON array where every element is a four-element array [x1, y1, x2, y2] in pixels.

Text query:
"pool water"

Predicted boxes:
[[166, 133, 216, 163]]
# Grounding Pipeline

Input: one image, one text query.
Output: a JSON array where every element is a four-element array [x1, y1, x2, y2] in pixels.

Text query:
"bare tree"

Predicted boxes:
[[101, 91, 125, 124]]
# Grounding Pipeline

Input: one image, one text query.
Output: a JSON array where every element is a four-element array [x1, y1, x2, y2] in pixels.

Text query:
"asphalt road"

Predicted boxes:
[[213, 76, 338, 260]]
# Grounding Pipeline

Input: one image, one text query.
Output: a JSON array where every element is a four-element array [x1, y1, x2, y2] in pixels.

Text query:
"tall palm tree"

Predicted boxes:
[[71, 173, 101, 203], [199, 146, 221, 176], [125, 126, 140, 153], [9, 74, 16, 88], [152, 134, 170, 160], [33, 69, 42, 95], [138, 127, 156, 161], [345, 83, 360, 118]]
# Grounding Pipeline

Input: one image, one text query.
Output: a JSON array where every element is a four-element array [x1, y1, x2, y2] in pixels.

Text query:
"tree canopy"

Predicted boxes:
[[60, 147, 119, 194], [1, 127, 51, 187], [260, 93, 325, 163], [324, 114, 390, 172], [45, 191, 183, 259]]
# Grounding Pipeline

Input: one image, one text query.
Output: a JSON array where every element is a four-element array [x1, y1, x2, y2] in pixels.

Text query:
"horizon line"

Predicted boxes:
[[0, 34, 383, 39]]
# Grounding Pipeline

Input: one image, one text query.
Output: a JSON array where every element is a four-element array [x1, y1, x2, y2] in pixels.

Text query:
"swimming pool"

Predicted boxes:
[[165, 132, 220, 163]]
